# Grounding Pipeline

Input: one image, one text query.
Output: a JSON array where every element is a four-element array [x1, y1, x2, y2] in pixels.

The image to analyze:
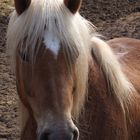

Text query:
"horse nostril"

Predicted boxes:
[[40, 127, 79, 140], [40, 132, 50, 140]]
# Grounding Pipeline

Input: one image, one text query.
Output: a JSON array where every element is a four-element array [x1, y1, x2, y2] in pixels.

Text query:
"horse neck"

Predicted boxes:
[[87, 56, 120, 105], [76, 57, 129, 139]]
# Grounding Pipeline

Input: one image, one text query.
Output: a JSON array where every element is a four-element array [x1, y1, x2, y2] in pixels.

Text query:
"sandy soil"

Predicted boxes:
[[0, 0, 140, 139]]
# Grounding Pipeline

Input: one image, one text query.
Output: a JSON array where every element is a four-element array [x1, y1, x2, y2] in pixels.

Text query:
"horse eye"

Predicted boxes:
[[72, 86, 76, 94], [19, 50, 30, 62]]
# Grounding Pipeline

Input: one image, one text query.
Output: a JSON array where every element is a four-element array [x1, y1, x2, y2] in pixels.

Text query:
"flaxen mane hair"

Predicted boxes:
[[91, 37, 135, 115], [7, 0, 94, 119], [7, 0, 135, 122]]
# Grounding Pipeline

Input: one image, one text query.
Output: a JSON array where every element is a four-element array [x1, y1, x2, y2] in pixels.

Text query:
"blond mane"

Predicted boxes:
[[91, 37, 136, 115], [7, 0, 135, 124]]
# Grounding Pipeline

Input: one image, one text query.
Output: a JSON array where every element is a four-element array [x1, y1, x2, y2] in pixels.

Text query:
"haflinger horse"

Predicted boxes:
[[7, 0, 140, 140]]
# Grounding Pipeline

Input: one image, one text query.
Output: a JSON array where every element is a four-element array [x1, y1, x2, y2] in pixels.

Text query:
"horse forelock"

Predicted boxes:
[[7, 0, 96, 119]]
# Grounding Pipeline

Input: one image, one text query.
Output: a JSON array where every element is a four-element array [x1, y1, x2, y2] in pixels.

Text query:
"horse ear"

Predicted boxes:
[[14, 0, 31, 15], [64, 0, 82, 14]]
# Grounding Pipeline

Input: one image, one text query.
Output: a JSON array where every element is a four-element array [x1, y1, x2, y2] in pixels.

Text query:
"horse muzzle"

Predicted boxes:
[[40, 126, 79, 140]]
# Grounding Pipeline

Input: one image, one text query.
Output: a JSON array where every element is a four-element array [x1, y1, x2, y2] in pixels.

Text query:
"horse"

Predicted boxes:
[[6, 0, 140, 140]]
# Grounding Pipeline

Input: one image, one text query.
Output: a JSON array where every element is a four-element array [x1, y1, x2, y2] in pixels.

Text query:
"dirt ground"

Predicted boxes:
[[0, 0, 140, 140]]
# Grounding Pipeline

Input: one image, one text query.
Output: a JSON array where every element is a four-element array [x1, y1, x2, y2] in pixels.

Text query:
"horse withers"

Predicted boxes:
[[7, 0, 140, 140]]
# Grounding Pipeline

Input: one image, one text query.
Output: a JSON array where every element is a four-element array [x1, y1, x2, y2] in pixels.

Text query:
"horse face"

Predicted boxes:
[[14, 0, 82, 139], [16, 42, 79, 140]]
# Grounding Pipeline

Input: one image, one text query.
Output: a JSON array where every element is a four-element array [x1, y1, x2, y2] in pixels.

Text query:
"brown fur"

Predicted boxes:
[[21, 115, 37, 140], [77, 38, 140, 140], [16, 37, 140, 140], [77, 57, 128, 140], [16, 42, 77, 139]]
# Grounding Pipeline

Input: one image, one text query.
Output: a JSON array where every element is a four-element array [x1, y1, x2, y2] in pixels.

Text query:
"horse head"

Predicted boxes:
[[10, 0, 90, 140]]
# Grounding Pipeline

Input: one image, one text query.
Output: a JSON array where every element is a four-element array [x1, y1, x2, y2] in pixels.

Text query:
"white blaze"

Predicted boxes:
[[44, 30, 60, 57]]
